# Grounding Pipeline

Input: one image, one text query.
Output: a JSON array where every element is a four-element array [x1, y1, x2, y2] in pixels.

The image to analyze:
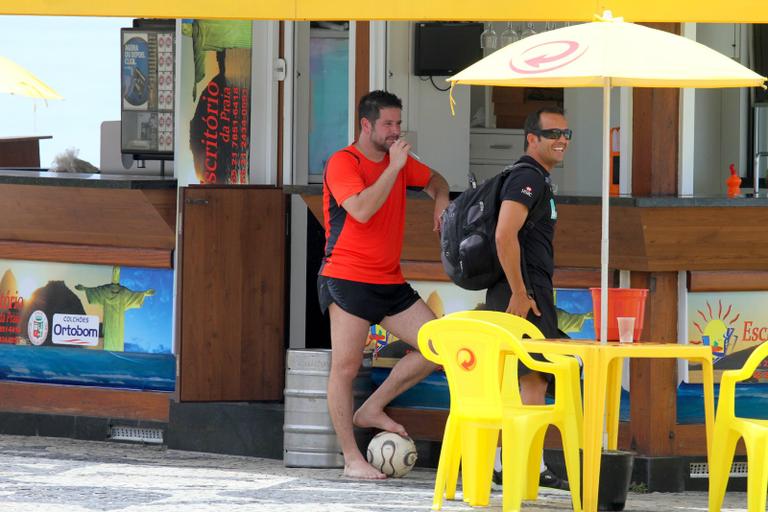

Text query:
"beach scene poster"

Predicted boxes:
[[0, 259, 174, 391], [369, 283, 595, 368]]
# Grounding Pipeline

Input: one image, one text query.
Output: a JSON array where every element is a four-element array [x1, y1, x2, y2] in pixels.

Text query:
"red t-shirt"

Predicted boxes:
[[320, 145, 432, 284]]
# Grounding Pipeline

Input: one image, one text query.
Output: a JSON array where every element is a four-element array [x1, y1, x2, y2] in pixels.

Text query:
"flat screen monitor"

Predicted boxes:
[[413, 22, 484, 76]]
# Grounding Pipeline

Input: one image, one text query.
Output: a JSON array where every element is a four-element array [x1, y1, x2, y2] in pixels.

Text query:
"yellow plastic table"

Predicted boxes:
[[522, 339, 715, 512]]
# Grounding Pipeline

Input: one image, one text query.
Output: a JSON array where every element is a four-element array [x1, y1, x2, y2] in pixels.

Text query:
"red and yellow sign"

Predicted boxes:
[[688, 292, 768, 383]]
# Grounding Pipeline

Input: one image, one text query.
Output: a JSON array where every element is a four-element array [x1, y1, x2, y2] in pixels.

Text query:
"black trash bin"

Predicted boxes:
[[544, 448, 635, 511], [596, 450, 635, 511]]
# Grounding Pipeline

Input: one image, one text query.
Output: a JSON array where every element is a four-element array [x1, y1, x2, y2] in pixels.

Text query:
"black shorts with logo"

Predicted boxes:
[[317, 275, 421, 325]]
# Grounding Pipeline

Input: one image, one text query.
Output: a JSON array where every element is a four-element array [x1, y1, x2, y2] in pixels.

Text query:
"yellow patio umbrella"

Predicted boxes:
[[448, 11, 767, 343], [0, 55, 63, 100]]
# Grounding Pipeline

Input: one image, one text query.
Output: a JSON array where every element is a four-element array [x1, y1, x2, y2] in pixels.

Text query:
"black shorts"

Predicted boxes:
[[317, 275, 421, 325], [485, 279, 559, 393], [485, 280, 559, 338]]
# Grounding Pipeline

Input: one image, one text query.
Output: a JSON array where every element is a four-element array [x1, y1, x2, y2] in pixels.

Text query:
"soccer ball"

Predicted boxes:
[[366, 431, 418, 477]]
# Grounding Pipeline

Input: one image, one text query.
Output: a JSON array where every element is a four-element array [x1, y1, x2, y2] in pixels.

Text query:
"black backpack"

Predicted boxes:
[[439, 162, 551, 291]]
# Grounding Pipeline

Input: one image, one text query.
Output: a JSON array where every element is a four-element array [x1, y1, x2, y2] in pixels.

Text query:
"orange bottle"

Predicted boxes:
[[726, 164, 742, 197]]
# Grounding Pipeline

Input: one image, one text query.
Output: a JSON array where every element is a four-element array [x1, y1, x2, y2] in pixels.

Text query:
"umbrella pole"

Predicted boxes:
[[600, 79, 611, 344]]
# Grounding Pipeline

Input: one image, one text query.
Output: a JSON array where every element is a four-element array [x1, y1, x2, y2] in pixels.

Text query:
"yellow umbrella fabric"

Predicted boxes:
[[0, 56, 63, 100], [449, 15, 766, 89], [448, 12, 767, 344]]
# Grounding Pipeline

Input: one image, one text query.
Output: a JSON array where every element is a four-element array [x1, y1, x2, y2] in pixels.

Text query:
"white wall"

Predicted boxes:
[[694, 89, 725, 194], [692, 23, 745, 195], [387, 22, 470, 191], [553, 88, 621, 195], [410, 82, 470, 190], [721, 88, 746, 183]]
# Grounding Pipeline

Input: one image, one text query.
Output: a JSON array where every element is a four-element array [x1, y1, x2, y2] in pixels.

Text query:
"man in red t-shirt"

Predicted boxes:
[[318, 90, 449, 479]]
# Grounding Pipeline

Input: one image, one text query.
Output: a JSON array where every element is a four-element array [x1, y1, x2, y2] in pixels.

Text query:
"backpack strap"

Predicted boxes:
[[501, 162, 553, 299], [323, 148, 361, 197], [500, 161, 551, 232]]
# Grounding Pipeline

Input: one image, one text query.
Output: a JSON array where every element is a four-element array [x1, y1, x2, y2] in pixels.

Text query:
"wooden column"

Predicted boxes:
[[629, 22, 682, 456], [629, 272, 679, 455], [632, 22, 679, 197], [354, 21, 370, 141]]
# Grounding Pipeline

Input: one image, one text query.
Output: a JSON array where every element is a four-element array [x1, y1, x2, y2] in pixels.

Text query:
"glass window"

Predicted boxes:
[[308, 23, 349, 180]]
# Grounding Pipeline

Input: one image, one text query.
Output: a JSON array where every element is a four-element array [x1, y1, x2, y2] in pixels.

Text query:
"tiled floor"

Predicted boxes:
[[0, 434, 749, 511]]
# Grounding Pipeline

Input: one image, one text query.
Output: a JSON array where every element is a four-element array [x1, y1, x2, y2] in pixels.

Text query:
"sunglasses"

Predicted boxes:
[[531, 128, 573, 140]]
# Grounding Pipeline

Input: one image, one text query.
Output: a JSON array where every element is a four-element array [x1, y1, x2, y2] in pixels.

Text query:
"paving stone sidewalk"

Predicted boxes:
[[0, 434, 748, 511]]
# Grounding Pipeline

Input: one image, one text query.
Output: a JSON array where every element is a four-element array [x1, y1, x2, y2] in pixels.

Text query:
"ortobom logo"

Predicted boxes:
[[52, 314, 100, 346], [27, 310, 48, 346]]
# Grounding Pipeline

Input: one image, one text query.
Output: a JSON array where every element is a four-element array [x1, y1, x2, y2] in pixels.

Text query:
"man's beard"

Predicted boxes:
[[372, 136, 395, 154]]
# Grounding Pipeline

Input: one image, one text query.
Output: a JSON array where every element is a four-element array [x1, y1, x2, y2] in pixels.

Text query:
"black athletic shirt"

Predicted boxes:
[[498, 155, 557, 287]]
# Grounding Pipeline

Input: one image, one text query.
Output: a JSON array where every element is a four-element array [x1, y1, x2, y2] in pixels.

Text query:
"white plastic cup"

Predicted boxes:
[[617, 317, 635, 343]]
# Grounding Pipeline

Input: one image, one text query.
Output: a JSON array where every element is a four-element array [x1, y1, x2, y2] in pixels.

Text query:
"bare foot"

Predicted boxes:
[[344, 459, 387, 480], [353, 404, 408, 437]]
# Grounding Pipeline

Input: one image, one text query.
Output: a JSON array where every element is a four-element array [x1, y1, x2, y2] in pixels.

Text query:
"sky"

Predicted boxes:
[[0, 16, 131, 168]]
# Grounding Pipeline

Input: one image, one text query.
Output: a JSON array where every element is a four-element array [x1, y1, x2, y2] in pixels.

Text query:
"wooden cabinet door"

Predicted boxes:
[[179, 186, 285, 401]]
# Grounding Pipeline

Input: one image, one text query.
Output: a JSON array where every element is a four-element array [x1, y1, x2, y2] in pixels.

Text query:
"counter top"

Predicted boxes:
[[286, 184, 431, 198], [287, 185, 768, 207], [296, 183, 768, 271], [557, 194, 768, 208], [0, 136, 52, 142], [0, 169, 177, 189]]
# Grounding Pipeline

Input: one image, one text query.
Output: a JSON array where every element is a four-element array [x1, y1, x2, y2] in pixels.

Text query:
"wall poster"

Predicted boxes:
[[121, 28, 175, 156], [177, 20, 253, 185], [0, 260, 174, 391], [688, 291, 768, 384]]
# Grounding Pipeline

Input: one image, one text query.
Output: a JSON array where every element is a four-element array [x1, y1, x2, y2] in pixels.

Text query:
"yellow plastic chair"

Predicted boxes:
[[447, 310, 584, 442], [418, 315, 582, 512], [709, 340, 768, 512], [446, 311, 583, 506]]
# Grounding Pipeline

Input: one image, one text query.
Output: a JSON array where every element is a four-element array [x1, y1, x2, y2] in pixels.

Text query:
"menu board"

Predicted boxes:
[[121, 28, 175, 157]]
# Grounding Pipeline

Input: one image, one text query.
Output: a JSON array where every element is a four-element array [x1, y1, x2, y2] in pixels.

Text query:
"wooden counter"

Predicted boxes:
[[0, 171, 176, 268], [0, 136, 52, 167], [0, 171, 178, 424], [555, 195, 768, 271], [299, 187, 768, 273]]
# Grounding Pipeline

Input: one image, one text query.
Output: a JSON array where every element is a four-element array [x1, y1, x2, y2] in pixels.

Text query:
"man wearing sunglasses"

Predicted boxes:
[[487, 106, 572, 490]]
